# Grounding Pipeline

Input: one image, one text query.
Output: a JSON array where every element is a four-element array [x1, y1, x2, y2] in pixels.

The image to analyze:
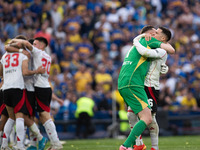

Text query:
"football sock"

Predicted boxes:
[[136, 135, 143, 146], [29, 123, 43, 141], [43, 119, 60, 143], [23, 126, 27, 144], [10, 127, 16, 146], [127, 110, 143, 146], [1, 118, 15, 147], [16, 118, 25, 148], [148, 114, 159, 150], [29, 130, 37, 147], [123, 120, 147, 147]]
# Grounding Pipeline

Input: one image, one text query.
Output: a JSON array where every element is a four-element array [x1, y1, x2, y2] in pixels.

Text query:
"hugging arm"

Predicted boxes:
[[22, 59, 45, 76], [8, 39, 33, 52], [133, 34, 167, 58]]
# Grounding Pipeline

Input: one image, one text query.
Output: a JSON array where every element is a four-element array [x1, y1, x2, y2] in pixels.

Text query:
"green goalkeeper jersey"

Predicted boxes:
[[118, 37, 162, 89]]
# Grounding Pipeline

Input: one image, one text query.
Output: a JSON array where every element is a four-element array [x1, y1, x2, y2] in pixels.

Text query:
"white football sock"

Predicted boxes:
[[29, 130, 37, 147], [23, 126, 27, 144], [43, 119, 60, 144], [136, 135, 143, 146], [148, 113, 159, 150], [127, 107, 143, 146], [1, 118, 15, 147], [10, 127, 16, 146], [16, 118, 25, 148], [29, 123, 43, 141]]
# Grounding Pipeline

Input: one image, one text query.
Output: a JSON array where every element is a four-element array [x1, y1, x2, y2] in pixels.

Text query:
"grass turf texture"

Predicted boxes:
[[45, 135, 200, 150]]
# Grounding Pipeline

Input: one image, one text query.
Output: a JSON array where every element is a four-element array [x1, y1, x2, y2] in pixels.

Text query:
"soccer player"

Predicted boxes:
[[0, 36, 45, 150], [118, 25, 175, 150], [0, 79, 9, 146], [23, 39, 48, 150], [8, 37, 63, 150], [129, 26, 174, 150]]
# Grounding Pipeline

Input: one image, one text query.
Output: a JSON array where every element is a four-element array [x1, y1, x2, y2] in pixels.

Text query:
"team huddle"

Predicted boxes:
[[0, 36, 63, 150]]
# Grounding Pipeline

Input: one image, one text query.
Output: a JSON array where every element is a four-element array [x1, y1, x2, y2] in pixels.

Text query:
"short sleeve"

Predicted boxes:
[[22, 54, 28, 61], [31, 46, 41, 56], [156, 48, 167, 58]]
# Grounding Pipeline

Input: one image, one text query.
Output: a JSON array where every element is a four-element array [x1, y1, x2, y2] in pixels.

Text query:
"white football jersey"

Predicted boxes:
[[32, 46, 51, 88], [24, 56, 34, 91], [1, 52, 28, 90], [144, 48, 168, 90]]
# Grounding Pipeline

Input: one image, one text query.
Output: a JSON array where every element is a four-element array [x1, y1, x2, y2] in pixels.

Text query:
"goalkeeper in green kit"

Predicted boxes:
[[118, 25, 175, 150]]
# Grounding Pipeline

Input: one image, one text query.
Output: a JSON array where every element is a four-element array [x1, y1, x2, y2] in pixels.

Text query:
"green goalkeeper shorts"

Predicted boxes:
[[119, 86, 150, 114]]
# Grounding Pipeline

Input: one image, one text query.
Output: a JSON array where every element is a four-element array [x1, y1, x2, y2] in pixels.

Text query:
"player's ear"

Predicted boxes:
[[161, 35, 166, 42]]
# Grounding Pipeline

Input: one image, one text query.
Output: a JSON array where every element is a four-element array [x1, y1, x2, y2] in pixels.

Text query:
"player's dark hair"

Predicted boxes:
[[15, 35, 27, 40], [140, 25, 154, 34], [158, 26, 172, 42], [34, 37, 48, 47], [28, 39, 34, 45]]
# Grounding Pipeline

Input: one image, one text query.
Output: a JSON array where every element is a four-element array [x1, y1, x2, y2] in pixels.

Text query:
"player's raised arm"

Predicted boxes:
[[133, 34, 167, 58], [4, 44, 22, 53], [10, 39, 33, 51], [160, 42, 175, 54]]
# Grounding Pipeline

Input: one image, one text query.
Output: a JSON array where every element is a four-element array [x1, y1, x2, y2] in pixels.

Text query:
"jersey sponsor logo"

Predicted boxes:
[[122, 61, 133, 65], [5, 69, 17, 74]]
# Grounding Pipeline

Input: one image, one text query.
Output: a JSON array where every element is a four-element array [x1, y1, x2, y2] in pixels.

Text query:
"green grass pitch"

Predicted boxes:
[[51, 135, 200, 150]]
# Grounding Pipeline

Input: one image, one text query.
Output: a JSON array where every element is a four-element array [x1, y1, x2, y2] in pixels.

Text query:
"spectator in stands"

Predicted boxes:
[[68, 92, 77, 120], [75, 34, 94, 61], [50, 3, 62, 31], [50, 54, 61, 76], [94, 14, 112, 43], [74, 63, 93, 94], [181, 91, 199, 111], [94, 64, 112, 92], [191, 81, 200, 107], [29, 0, 43, 21], [34, 19, 52, 44]]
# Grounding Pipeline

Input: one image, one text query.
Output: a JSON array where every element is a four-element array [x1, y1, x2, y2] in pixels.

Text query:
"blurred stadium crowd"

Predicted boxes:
[[0, 0, 200, 123]]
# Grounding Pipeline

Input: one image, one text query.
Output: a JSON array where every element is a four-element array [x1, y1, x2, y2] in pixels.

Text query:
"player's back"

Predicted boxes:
[[118, 37, 162, 89], [1, 52, 27, 90], [145, 49, 168, 90], [24, 57, 34, 91], [32, 46, 51, 88]]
